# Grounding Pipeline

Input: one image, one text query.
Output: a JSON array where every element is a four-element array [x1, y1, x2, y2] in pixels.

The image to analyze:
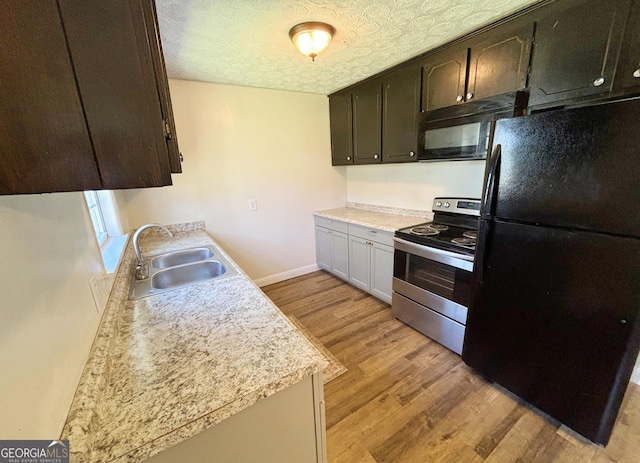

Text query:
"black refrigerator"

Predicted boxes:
[[462, 98, 640, 445]]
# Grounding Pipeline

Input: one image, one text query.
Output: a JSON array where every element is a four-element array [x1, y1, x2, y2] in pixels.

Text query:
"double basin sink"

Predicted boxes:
[[129, 246, 237, 299]]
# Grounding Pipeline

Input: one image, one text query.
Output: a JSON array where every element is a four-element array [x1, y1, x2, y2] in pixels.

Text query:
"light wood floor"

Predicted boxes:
[[263, 271, 640, 463]]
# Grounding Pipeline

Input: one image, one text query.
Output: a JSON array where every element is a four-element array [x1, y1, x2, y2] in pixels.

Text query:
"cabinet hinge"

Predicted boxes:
[[163, 119, 172, 140]]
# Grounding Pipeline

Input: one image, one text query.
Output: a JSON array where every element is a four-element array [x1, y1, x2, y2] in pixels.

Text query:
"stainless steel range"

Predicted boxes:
[[391, 197, 481, 354]]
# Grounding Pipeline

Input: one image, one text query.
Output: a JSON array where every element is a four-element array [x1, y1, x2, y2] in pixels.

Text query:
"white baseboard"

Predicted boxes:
[[253, 264, 320, 288]]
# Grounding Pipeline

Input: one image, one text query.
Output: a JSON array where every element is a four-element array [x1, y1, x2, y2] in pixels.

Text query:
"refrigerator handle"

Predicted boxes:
[[474, 219, 491, 284], [482, 144, 502, 220]]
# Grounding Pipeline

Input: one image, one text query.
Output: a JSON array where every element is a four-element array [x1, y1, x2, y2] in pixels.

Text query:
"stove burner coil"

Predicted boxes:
[[410, 226, 439, 236], [463, 230, 478, 239], [451, 237, 476, 246], [429, 224, 449, 231]]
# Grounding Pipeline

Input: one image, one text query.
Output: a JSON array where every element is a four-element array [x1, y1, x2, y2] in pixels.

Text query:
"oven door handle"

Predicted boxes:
[[394, 237, 474, 272], [482, 143, 501, 220]]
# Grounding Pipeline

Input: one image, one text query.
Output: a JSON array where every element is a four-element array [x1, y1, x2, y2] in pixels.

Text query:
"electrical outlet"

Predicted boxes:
[[248, 199, 258, 211]]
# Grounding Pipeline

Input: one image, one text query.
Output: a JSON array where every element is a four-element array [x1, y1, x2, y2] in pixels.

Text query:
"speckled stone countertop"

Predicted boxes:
[[314, 202, 432, 232], [62, 222, 327, 463]]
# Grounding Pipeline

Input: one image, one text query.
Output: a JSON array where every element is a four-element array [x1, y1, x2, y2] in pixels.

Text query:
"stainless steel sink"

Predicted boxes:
[[151, 247, 214, 269], [152, 261, 227, 289], [129, 246, 237, 299]]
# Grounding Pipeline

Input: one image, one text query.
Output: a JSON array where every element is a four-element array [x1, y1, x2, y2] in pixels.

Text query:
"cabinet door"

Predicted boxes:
[[141, 0, 182, 173], [0, 0, 102, 195], [421, 48, 469, 112], [370, 242, 394, 304], [528, 0, 631, 106], [315, 226, 332, 271], [467, 22, 533, 102], [348, 236, 371, 292], [331, 231, 350, 281], [329, 92, 354, 166], [382, 66, 420, 163], [59, 0, 172, 189], [352, 80, 382, 164], [618, 0, 640, 91]]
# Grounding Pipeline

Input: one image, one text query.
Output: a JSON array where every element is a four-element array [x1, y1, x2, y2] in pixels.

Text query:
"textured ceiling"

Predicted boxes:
[[156, 0, 541, 95]]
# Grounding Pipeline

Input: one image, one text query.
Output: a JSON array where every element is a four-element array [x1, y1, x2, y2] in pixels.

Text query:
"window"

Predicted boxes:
[[84, 190, 128, 273], [84, 191, 108, 247]]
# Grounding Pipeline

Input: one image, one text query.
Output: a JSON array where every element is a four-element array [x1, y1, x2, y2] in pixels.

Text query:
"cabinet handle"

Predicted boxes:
[[466, 92, 473, 100], [456, 95, 463, 102], [634, 69, 640, 78], [409, 151, 415, 157], [593, 77, 605, 87], [346, 156, 351, 161], [179, 153, 184, 162], [373, 154, 379, 159]]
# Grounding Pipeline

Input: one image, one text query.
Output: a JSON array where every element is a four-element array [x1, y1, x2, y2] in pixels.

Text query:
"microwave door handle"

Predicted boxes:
[[482, 144, 501, 220]]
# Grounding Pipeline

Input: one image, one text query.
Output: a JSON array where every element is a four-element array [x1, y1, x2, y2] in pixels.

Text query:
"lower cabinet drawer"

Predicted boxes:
[[348, 223, 394, 246], [391, 292, 465, 355], [314, 216, 349, 233]]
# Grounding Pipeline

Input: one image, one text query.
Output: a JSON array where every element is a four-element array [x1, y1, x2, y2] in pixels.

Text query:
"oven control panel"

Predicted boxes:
[[433, 197, 481, 216]]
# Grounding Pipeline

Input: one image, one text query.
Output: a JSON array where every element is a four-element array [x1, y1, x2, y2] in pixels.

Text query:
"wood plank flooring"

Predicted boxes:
[[262, 271, 640, 463]]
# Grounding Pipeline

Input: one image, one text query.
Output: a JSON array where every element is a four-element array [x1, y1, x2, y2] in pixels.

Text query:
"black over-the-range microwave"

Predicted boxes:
[[417, 113, 495, 162]]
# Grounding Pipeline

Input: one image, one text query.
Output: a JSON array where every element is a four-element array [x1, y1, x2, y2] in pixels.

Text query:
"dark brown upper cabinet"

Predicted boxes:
[[0, 0, 180, 196], [329, 92, 354, 166], [467, 23, 534, 104], [352, 80, 383, 164], [382, 65, 420, 163], [617, 0, 640, 91], [528, 0, 631, 107], [420, 20, 533, 116], [329, 67, 419, 166], [421, 48, 469, 112]]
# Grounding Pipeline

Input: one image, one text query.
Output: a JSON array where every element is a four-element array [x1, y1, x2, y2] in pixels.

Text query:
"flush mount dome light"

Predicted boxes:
[[289, 22, 336, 61]]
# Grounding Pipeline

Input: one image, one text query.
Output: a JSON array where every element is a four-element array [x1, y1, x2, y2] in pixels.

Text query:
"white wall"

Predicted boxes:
[[346, 161, 487, 211], [0, 193, 105, 438], [124, 79, 347, 283]]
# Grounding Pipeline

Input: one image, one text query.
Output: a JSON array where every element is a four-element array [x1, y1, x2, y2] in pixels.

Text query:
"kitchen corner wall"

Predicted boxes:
[[0, 193, 105, 438], [123, 79, 347, 284]]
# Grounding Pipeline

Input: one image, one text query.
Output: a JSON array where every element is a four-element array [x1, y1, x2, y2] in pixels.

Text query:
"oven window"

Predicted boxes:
[[407, 254, 455, 300]]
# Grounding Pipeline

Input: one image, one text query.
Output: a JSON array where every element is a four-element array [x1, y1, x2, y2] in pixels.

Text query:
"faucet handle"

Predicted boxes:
[[135, 262, 149, 280]]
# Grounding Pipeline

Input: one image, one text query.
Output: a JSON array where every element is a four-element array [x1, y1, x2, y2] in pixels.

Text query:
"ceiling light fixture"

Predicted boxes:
[[289, 22, 336, 61]]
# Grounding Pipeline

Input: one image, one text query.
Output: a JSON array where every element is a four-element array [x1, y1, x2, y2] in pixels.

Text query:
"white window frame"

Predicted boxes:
[[84, 190, 108, 247]]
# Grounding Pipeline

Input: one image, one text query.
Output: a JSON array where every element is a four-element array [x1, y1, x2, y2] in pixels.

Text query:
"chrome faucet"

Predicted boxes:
[[133, 224, 173, 280]]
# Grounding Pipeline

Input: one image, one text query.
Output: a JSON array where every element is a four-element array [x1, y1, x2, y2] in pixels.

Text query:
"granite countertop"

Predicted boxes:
[[62, 222, 327, 463], [314, 202, 431, 232]]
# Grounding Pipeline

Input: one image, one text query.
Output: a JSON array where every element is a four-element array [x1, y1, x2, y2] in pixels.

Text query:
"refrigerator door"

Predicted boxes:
[[491, 99, 640, 237], [464, 219, 640, 444]]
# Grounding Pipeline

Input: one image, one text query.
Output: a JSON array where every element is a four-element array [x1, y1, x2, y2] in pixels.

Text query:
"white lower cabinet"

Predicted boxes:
[[370, 241, 394, 303], [348, 236, 371, 292], [147, 374, 326, 463], [348, 233, 394, 304], [314, 216, 394, 304], [314, 217, 349, 281]]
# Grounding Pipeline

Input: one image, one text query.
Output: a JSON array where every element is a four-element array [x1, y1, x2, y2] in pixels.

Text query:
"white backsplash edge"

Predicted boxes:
[[346, 202, 432, 219]]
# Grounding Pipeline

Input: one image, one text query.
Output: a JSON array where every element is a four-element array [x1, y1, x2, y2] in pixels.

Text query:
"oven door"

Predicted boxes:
[[392, 238, 474, 354]]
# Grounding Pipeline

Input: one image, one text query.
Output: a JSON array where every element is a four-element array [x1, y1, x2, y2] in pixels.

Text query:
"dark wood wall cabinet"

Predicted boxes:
[[329, 0, 640, 166], [0, 0, 181, 195], [528, 0, 631, 107], [330, 65, 420, 166]]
